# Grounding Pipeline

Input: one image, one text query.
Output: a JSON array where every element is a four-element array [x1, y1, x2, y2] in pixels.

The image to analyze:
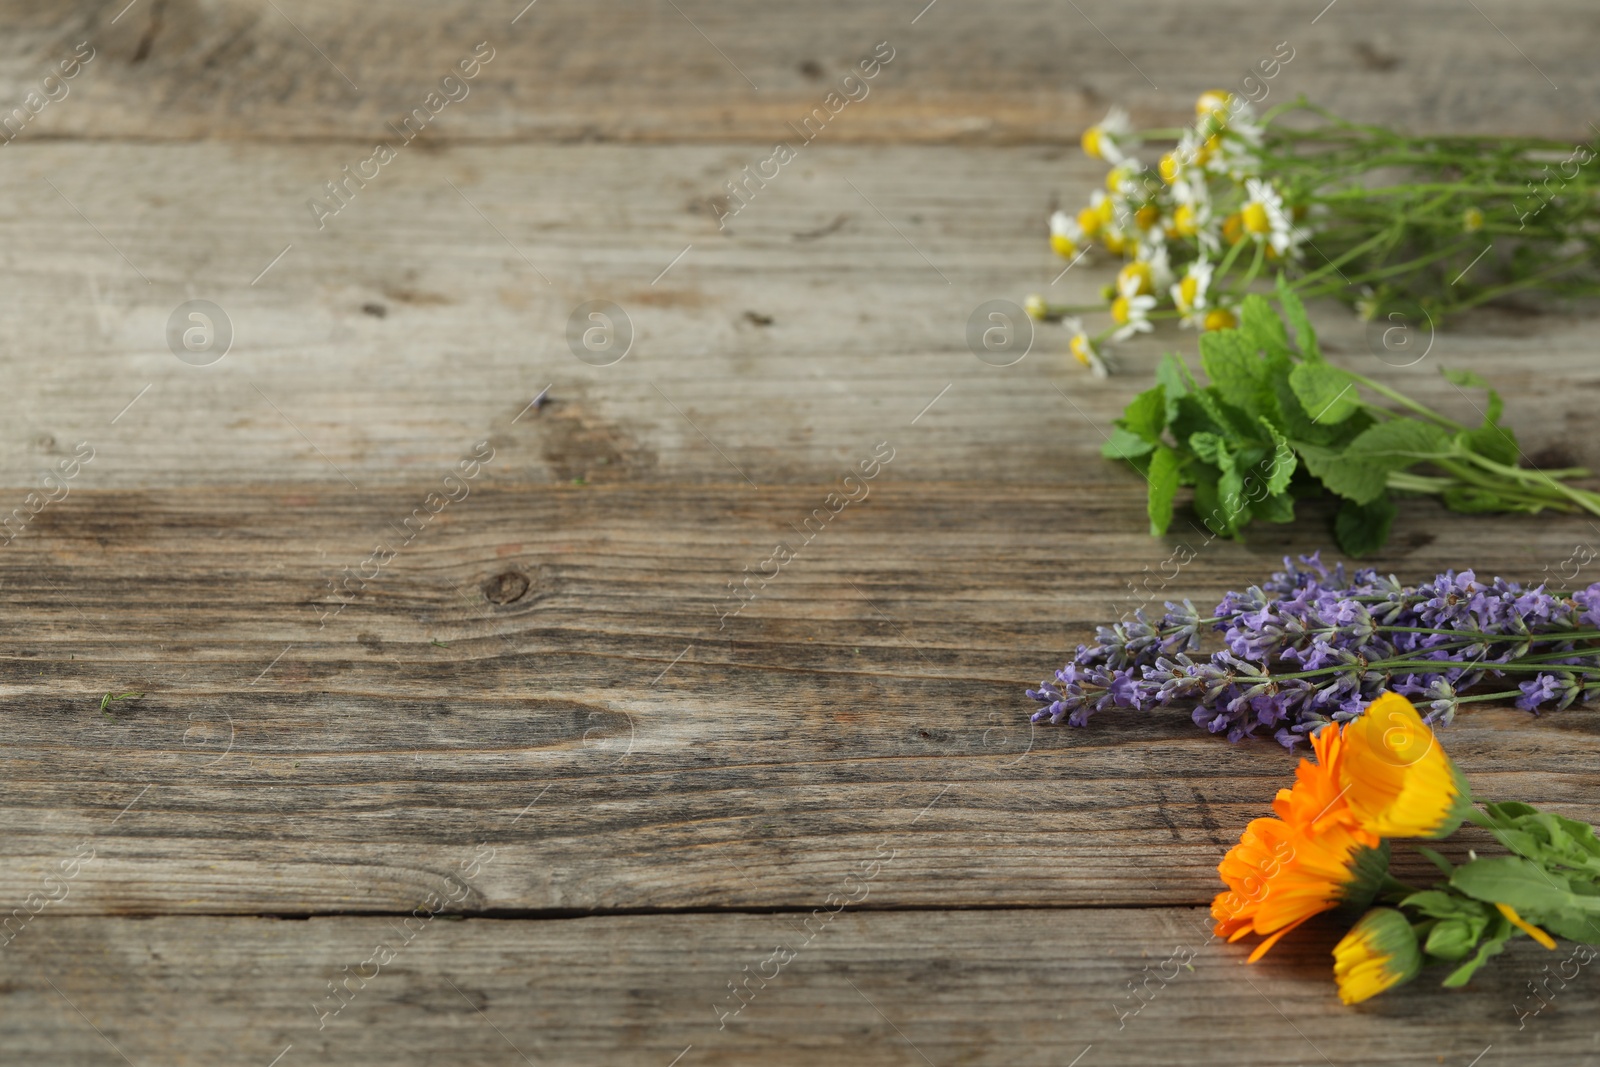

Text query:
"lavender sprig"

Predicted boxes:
[[1029, 552, 1600, 749]]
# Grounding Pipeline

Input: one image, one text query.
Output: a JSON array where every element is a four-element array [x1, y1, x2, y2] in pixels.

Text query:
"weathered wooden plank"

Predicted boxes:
[[0, 909, 1588, 1065], [0, 1, 1593, 145], [2, 484, 1598, 914], [0, 143, 1595, 490]]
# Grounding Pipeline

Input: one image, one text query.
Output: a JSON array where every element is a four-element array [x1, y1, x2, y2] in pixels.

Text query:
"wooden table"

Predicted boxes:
[[3, 2, 1598, 1063]]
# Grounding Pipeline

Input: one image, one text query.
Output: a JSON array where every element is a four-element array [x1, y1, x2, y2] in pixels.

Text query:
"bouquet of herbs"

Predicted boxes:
[[1028, 553, 1599, 749], [1027, 92, 1600, 377], [1102, 279, 1600, 555], [1215, 690, 1600, 1005]]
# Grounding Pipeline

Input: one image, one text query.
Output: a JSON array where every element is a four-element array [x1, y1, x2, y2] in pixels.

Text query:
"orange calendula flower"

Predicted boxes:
[[1340, 692, 1473, 840], [1333, 907, 1422, 1005], [1213, 724, 1389, 960]]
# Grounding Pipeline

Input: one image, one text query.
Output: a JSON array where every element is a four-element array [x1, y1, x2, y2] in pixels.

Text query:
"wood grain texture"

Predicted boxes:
[[1, 143, 1596, 489], [2, 485, 1599, 915], [1, 910, 1591, 1066], [4, 2, 1600, 1062], [0, 0, 1592, 144]]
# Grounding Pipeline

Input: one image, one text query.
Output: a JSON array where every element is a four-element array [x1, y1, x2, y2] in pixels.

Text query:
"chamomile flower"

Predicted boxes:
[[1109, 272, 1157, 341], [1081, 107, 1137, 165], [1171, 258, 1215, 328], [1063, 317, 1110, 378], [1241, 178, 1298, 257], [1049, 210, 1085, 259]]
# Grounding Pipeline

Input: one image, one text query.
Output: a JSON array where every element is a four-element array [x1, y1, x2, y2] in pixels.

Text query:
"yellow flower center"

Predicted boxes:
[[1177, 275, 1201, 311], [1242, 201, 1272, 235], [1077, 206, 1102, 238], [1102, 230, 1129, 255], [1202, 307, 1236, 331], [1118, 262, 1153, 296], [1159, 153, 1180, 184], [1197, 134, 1220, 165], [1081, 126, 1105, 161], [1196, 90, 1232, 121], [1070, 334, 1094, 366], [1134, 204, 1160, 231], [1096, 197, 1117, 225], [1463, 207, 1484, 233], [1173, 203, 1197, 237], [1110, 296, 1131, 325], [1222, 212, 1245, 244], [1050, 233, 1078, 258]]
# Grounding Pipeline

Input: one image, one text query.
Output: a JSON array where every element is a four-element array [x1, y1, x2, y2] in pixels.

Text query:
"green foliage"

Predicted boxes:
[[1101, 290, 1590, 556]]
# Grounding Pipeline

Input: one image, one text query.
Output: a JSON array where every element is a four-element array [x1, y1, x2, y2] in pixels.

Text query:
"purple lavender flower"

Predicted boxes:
[[1029, 554, 1600, 748]]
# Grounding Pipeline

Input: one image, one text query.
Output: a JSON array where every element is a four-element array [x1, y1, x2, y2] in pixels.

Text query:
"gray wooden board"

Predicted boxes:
[[4, 0, 1600, 1062], [0, 911, 1592, 1066]]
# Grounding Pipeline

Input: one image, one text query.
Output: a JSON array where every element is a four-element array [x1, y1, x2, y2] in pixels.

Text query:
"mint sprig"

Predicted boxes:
[[1103, 276, 1600, 556]]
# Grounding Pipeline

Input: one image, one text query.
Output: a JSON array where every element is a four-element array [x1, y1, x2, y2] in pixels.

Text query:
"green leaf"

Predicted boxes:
[[1156, 353, 1194, 424], [1451, 856, 1598, 915], [1460, 425, 1520, 467], [1344, 418, 1452, 473], [1147, 446, 1181, 536], [1253, 492, 1295, 524], [1239, 293, 1290, 358], [1118, 385, 1168, 444], [1101, 426, 1155, 461], [1192, 469, 1241, 539], [1288, 363, 1360, 425], [1188, 432, 1225, 465], [1199, 329, 1268, 414], [1260, 421, 1297, 495], [1414, 845, 1456, 877], [1442, 367, 1504, 426], [1296, 443, 1389, 504], [1426, 916, 1488, 962], [1440, 915, 1512, 987], [1276, 274, 1320, 360], [1335, 494, 1397, 557]]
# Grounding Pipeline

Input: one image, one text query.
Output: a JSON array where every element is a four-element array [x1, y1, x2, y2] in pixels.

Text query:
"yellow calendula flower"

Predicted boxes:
[[1333, 908, 1422, 1005], [1340, 692, 1474, 840]]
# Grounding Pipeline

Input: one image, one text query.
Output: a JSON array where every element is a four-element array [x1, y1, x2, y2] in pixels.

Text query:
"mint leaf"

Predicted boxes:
[[1442, 367, 1504, 426], [1335, 494, 1397, 556], [1118, 385, 1168, 443], [1101, 426, 1155, 461], [1254, 491, 1295, 523], [1188, 431, 1226, 465], [1296, 442, 1389, 504], [1288, 363, 1359, 425], [1239, 293, 1290, 358], [1461, 425, 1520, 467], [1275, 275, 1320, 360], [1344, 418, 1452, 472], [1260, 421, 1297, 495], [1147, 445, 1181, 535], [1156, 353, 1194, 424], [1199, 328, 1266, 414]]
